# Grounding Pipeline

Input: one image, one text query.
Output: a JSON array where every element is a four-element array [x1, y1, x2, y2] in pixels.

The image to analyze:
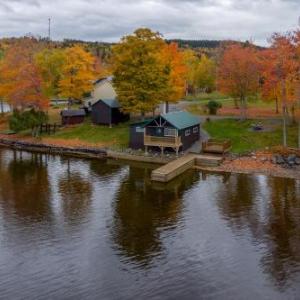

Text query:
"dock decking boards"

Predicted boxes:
[[151, 154, 223, 182]]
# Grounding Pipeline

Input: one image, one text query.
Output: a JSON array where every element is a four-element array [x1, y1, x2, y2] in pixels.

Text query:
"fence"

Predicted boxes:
[[32, 123, 59, 136]]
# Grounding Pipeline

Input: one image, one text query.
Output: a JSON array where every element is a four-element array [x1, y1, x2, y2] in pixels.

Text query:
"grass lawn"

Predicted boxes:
[[203, 119, 298, 154], [185, 92, 277, 116], [51, 121, 130, 148], [184, 91, 229, 102]]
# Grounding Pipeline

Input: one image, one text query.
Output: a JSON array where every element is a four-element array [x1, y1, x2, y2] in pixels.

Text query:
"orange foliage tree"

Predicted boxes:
[[293, 30, 300, 148], [160, 42, 187, 112], [59, 45, 96, 105], [218, 44, 261, 119], [261, 33, 297, 146], [0, 37, 49, 110]]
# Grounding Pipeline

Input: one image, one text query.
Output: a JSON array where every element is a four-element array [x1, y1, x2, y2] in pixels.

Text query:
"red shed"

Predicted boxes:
[[61, 109, 86, 126]]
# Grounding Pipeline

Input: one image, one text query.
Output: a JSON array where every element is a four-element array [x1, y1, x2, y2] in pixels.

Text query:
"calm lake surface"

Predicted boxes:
[[0, 148, 299, 299]]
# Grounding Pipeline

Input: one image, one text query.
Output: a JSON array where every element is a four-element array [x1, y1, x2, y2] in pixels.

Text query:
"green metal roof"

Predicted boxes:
[[161, 111, 200, 130], [130, 119, 154, 127]]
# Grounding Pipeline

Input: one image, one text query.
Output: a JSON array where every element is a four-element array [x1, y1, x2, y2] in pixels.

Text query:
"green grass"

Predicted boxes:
[[185, 91, 229, 102], [185, 92, 277, 115], [203, 119, 298, 154], [51, 121, 129, 148]]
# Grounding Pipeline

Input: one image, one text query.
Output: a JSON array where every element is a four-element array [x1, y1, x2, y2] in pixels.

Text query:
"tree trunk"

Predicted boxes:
[[234, 98, 239, 109], [298, 119, 300, 149], [0, 100, 4, 114], [68, 98, 71, 110], [291, 105, 296, 125], [275, 97, 279, 114], [141, 111, 145, 121], [281, 80, 287, 147], [240, 95, 247, 120], [282, 106, 287, 147]]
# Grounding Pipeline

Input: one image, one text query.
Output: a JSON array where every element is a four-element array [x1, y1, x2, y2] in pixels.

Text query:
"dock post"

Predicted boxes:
[[161, 146, 164, 156]]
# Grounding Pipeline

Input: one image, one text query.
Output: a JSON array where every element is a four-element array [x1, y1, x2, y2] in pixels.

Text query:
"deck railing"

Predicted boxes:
[[202, 139, 231, 154], [144, 135, 182, 147]]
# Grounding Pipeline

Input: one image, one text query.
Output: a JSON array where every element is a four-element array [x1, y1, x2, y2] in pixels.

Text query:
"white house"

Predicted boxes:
[[85, 76, 117, 107]]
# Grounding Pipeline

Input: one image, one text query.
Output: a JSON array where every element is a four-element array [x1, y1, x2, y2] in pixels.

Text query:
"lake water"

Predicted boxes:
[[0, 148, 299, 299]]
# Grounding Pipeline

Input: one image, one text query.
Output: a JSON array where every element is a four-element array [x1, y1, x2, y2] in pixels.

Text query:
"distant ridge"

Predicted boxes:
[[166, 39, 223, 49]]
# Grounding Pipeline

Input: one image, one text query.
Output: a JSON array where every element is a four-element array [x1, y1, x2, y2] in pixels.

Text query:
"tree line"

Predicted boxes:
[[0, 28, 300, 147]]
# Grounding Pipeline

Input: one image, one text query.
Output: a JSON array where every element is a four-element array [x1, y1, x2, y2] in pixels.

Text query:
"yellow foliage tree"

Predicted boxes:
[[35, 48, 66, 97], [59, 45, 96, 104], [112, 28, 168, 116], [194, 54, 216, 92]]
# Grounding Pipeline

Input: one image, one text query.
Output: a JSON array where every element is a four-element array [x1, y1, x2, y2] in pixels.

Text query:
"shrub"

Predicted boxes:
[[206, 100, 222, 115], [9, 109, 48, 132]]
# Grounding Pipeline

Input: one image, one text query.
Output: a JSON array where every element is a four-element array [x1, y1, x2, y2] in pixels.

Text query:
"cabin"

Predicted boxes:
[[85, 76, 117, 107], [91, 99, 129, 126], [61, 109, 86, 126], [130, 111, 200, 155]]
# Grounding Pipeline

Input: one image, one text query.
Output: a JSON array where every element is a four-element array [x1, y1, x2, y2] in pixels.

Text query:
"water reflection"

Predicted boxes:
[[0, 148, 299, 299], [215, 173, 300, 287], [262, 177, 300, 287], [58, 158, 93, 224], [111, 167, 200, 266], [0, 150, 52, 222]]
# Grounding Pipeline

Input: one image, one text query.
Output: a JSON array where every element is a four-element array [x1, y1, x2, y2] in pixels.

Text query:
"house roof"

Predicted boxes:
[[61, 109, 86, 117], [130, 119, 154, 127], [94, 76, 113, 85], [93, 98, 120, 108], [160, 111, 200, 129], [133, 111, 200, 130]]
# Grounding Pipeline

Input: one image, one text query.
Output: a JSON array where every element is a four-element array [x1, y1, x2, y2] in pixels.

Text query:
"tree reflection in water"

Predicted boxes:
[[215, 173, 300, 288], [111, 167, 200, 267], [262, 177, 300, 288], [0, 150, 52, 222], [58, 158, 93, 224]]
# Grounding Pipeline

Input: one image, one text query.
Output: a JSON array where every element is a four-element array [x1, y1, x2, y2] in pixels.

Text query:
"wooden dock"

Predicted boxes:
[[151, 154, 223, 182]]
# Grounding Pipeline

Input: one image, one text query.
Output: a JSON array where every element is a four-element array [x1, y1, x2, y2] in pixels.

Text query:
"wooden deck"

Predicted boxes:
[[202, 139, 231, 154], [144, 135, 182, 148], [151, 154, 223, 182]]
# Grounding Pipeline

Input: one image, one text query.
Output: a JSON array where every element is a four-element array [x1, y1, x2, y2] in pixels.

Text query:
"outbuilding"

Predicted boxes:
[[61, 109, 86, 126], [91, 98, 129, 126], [129, 111, 200, 154]]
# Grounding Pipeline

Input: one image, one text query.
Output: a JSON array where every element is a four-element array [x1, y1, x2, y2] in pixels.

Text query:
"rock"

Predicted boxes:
[[287, 154, 297, 165], [260, 157, 268, 163], [271, 156, 277, 164], [274, 154, 285, 164], [295, 157, 300, 165]]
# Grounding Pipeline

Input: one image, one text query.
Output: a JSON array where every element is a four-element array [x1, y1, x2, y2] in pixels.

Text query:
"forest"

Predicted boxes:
[[0, 27, 300, 149]]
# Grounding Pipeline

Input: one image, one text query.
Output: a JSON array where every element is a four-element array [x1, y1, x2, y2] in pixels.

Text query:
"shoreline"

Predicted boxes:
[[0, 136, 299, 181]]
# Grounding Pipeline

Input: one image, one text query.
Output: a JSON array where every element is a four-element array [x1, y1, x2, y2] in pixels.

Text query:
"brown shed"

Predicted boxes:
[[61, 109, 86, 126]]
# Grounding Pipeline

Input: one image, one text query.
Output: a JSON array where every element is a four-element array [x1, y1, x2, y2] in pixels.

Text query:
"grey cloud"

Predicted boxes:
[[0, 0, 298, 45]]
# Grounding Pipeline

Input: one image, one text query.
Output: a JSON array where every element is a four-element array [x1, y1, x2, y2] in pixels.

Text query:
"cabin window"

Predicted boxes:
[[185, 129, 191, 136], [164, 128, 176, 137], [136, 127, 144, 133], [193, 126, 199, 133]]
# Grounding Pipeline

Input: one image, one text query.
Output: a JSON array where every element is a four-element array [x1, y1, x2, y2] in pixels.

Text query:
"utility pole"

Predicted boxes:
[[48, 18, 51, 42]]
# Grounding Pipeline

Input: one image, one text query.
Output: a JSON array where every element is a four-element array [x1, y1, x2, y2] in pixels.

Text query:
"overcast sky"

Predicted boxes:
[[0, 0, 299, 45]]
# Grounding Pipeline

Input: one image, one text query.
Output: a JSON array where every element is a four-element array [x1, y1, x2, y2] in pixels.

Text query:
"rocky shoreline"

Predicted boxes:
[[0, 137, 107, 159]]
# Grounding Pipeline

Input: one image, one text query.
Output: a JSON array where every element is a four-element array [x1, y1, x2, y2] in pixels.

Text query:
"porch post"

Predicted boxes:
[[161, 146, 164, 156]]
